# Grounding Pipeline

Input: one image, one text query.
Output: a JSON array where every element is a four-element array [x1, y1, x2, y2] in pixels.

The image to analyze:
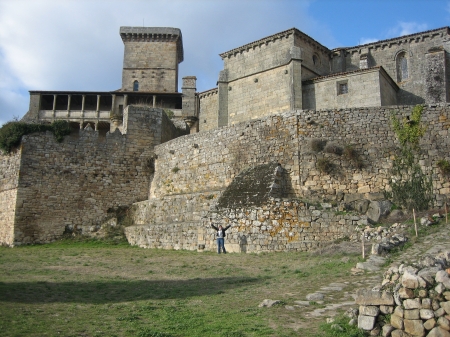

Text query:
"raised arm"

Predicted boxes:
[[210, 219, 218, 231]]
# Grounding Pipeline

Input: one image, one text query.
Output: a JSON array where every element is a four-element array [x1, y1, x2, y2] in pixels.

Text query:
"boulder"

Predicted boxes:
[[359, 305, 380, 316], [366, 200, 392, 224]]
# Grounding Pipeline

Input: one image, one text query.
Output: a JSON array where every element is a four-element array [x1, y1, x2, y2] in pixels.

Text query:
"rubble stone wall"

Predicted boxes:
[[126, 198, 367, 253], [0, 150, 21, 245], [150, 104, 450, 205], [0, 107, 185, 246]]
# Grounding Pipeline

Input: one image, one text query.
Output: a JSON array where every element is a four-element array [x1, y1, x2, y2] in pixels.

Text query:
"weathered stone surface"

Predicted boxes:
[[360, 305, 380, 317], [404, 309, 420, 320], [438, 316, 450, 331], [420, 309, 435, 320], [380, 305, 394, 314], [442, 302, 450, 315], [356, 289, 394, 306], [306, 293, 324, 301], [391, 314, 404, 330], [404, 298, 422, 309], [366, 200, 392, 224], [382, 324, 395, 337], [391, 329, 408, 337], [423, 298, 432, 309], [404, 319, 425, 336], [358, 315, 376, 330], [424, 318, 437, 331], [427, 327, 450, 337], [258, 299, 280, 308], [402, 270, 420, 289], [399, 287, 415, 299]]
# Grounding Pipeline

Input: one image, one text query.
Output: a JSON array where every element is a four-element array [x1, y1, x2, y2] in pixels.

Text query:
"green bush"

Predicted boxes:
[[437, 159, 450, 175], [0, 120, 71, 154]]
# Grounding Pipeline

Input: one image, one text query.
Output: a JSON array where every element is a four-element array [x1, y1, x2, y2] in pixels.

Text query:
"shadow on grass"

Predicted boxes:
[[0, 276, 261, 304]]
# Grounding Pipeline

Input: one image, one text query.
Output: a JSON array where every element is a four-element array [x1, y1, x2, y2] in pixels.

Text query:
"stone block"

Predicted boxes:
[[358, 314, 376, 330], [427, 327, 450, 337], [359, 305, 380, 316], [391, 314, 404, 330], [404, 319, 425, 336], [404, 298, 422, 309], [356, 289, 394, 306], [404, 309, 420, 320]]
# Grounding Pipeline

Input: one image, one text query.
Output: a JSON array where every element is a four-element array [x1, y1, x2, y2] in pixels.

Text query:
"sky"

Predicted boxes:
[[0, 0, 449, 126]]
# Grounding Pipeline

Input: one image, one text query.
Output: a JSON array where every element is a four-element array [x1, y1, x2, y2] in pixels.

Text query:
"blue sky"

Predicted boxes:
[[0, 0, 449, 125]]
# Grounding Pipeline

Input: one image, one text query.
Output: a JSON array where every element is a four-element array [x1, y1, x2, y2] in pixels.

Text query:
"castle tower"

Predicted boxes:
[[120, 27, 183, 93]]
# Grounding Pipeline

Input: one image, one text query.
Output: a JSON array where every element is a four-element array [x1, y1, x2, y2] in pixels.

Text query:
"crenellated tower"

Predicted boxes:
[[120, 27, 183, 93]]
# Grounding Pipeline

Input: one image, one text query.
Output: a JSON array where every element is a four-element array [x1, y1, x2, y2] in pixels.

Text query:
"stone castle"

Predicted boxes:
[[1, 26, 450, 251]]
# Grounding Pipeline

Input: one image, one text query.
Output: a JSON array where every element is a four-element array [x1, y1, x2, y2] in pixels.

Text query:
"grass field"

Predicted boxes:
[[0, 239, 364, 337]]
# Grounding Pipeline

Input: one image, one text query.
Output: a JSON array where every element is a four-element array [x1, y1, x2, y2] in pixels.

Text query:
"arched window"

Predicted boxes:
[[396, 52, 409, 82], [313, 54, 319, 66], [133, 80, 139, 92]]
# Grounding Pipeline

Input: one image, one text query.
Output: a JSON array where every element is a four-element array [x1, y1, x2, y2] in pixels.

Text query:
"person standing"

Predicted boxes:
[[210, 219, 231, 254]]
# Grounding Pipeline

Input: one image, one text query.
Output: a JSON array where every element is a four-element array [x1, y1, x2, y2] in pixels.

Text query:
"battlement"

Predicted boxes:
[[119, 26, 183, 63]]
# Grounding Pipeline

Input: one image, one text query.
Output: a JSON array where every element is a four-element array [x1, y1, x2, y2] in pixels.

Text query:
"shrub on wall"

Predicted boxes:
[[310, 139, 326, 152], [316, 158, 333, 174], [437, 159, 450, 176], [324, 143, 343, 156], [0, 120, 71, 154], [343, 145, 364, 169], [387, 105, 433, 210]]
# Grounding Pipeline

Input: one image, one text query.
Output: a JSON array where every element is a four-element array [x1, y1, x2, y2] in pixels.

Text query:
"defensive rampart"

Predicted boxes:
[[0, 106, 186, 246], [125, 104, 450, 252]]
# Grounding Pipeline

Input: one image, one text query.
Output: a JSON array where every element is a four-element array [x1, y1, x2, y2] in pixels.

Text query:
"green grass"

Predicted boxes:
[[0, 241, 365, 337]]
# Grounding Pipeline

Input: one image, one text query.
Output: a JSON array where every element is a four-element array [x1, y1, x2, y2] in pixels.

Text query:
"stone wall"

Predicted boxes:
[[149, 104, 450, 206], [126, 104, 450, 252], [227, 65, 292, 125], [126, 197, 367, 253], [340, 27, 450, 105], [302, 67, 398, 110], [0, 150, 21, 245], [0, 107, 187, 246], [149, 111, 299, 199], [122, 41, 179, 92], [198, 88, 218, 132], [222, 33, 294, 81]]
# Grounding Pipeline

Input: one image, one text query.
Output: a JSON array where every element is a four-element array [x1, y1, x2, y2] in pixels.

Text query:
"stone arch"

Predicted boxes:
[[395, 50, 409, 82], [312, 53, 320, 66]]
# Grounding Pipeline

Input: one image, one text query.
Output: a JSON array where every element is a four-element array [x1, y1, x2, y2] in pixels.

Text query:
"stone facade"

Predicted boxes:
[[199, 26, 450, 130]]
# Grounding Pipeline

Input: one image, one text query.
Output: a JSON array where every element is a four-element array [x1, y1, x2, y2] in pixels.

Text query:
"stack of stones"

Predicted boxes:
[[355, 251, 450, 336]]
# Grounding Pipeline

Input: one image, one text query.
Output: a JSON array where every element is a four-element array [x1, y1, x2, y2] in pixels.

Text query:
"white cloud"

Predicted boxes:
[[387, 21, 428, 38], [359, 38, 379, 45]]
